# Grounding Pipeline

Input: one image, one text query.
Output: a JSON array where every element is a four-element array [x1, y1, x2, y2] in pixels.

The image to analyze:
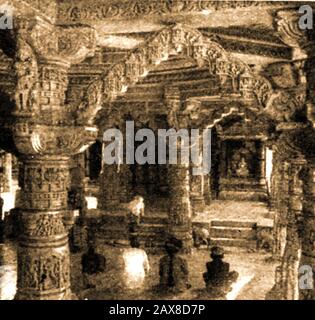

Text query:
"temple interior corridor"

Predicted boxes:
[[0, 0, 315, 301]]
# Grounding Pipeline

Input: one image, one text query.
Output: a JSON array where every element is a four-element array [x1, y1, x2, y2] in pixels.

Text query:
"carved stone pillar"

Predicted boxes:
[[272, 11, 315, 299], [168, 159, 192, 252], [13, 122, 97, 301], [203, 173, 211, 205], [165, 86, 192, 251], [16, 156, 72, 300], [299, 163, 315, 300], [0, 151, 12, 193], [99, 112, 133, 208], [259, 143, 267, 185], [99, 163, 121, 209], [9, 16, 98, 300], [280, 160, 304, 300], [272, 156, 289, 260], [190, 153, 205, 213], [268, 157, 304, 300]]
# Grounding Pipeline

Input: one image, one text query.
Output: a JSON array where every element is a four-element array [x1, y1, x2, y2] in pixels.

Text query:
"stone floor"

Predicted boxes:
[[71, 244, 277, 300], [0, 201, 277, 300], [0, 241, 277, 300]]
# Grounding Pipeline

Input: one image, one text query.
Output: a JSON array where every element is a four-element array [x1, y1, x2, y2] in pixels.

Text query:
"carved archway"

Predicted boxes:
[[78, 24, 274, 125]]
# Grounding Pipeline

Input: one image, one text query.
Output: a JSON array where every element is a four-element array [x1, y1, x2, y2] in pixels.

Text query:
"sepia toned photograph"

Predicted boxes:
[[0, 0, 314, 305]]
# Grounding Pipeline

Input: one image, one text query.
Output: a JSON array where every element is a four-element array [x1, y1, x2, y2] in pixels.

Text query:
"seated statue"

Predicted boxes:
[[81, 245, 106, 289], [203, 246, 238, 298], [159, 236, 191, 293], [236, 157, 249, 178]]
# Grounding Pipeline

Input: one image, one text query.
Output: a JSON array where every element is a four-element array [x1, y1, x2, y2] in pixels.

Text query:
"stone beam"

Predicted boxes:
[[56, 0, 296, 23]]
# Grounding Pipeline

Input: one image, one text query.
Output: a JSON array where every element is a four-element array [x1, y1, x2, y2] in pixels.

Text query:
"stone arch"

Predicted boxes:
[[79, 24, 273, 125]]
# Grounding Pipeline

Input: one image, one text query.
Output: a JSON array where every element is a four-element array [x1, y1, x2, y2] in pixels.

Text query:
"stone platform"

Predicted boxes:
[[87, 200, 273, 251], [85, 206, 169, 253], [193, 200, 274, 249]]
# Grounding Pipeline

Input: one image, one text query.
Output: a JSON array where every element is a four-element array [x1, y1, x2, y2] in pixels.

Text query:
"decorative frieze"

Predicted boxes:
[[21, 213, 66, 238], [57, 0, 292, 23]]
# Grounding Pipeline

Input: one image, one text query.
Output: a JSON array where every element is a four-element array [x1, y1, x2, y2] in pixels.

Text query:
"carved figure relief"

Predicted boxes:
[[22, 214, 66, 238], [18, 253, 70, 292], [14, 38, 38, 112]]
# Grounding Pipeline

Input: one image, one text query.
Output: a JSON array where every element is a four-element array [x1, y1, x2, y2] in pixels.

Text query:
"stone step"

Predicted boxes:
[[98, 222, 166, 241], [98, 213, 168, 225], [209, 238, 256, 248], [210, 226, 255, 239], [141, 224, 166, 233], [98, 229, 130, 237], [211, 220, 256, 228]]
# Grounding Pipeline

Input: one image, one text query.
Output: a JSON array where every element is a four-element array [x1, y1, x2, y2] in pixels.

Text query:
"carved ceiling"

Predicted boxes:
[[55, 0, 314, 63], [0, 0, 314, 135]]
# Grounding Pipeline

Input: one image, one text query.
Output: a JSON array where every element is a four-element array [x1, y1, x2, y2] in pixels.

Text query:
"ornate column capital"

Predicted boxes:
[[13, 123, 98, 157], [264, 87, 307, 126], [12, 15, 99, 141]]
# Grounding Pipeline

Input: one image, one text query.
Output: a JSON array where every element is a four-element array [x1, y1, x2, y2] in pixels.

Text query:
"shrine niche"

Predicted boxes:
[[211, 112, 268, 201], [219, 139, 267, 201]]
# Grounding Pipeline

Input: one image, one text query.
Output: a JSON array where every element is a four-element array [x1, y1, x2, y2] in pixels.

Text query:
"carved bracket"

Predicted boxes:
[[13, 122, 98, 156]]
